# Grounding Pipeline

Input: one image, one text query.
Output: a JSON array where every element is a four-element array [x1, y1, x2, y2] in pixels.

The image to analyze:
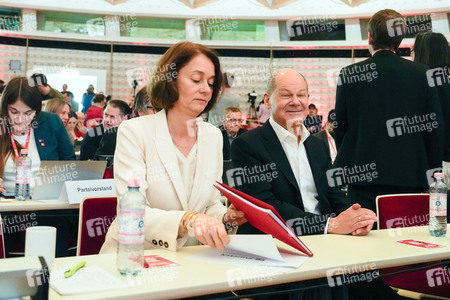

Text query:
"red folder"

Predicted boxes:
[[215, 182, 313, 257]]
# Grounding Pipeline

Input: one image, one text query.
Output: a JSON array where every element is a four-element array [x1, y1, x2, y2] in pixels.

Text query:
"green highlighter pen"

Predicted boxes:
[[64, 261, 86, 278]]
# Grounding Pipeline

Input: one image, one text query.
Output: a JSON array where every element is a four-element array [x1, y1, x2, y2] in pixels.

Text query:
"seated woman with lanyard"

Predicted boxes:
[[101, 41, 247, 253], [0, 77, 76, 257]]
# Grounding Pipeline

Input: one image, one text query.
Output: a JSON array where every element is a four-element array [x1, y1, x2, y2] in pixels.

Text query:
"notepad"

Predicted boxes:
[[50, 266, 127, 295]]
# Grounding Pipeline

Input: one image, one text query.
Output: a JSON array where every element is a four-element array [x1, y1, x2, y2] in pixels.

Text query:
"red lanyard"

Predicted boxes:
[[9, 129, 31, 159], [325, 129, 337, 157]]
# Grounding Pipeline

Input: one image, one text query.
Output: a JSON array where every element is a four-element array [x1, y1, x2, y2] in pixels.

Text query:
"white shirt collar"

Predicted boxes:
[[269, 117, 310, 145]]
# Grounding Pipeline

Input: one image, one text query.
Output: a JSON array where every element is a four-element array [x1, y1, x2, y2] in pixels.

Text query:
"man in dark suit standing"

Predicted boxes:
[[314, 109, 337, 164], [231, 69, 377, 237], [220, 107, 247, 160], [334, 9, 445, 213]]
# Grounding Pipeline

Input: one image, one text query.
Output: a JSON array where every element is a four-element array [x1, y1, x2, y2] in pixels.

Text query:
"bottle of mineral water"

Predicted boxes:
[[429, 172, 447, 237], [15, 149, 32, 201], [117, 178, 146, 276]]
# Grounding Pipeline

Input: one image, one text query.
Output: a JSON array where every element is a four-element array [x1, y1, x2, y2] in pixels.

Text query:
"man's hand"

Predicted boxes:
[[327, 204, 377, 235]]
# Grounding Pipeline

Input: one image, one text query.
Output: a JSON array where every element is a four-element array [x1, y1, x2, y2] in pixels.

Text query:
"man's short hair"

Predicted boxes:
[[30, 73, 48, 87], [62, 91, 74, 98], [308, 104, 317, 110], [266, 70, 309, 94], [225, 107, 241, 115], [107, 99, 132, 117], [134, 87, 151, 117], [368, 9, 405, 51], [93, 94, 105, 103]]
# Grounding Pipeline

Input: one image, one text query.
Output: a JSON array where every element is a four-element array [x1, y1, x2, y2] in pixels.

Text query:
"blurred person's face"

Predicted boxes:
[[75, 112, 85, 127], [172, 54, 215, 117], [59, 104, 70, 126], [223, 111, 242, 136], [62, 84, 68, 91], [63, 93, 73, 103], [66, 117, 77, 131], [309, 107, 317, 116], [264, 69, 309, 131], [7, 99, 36, 134], [103, 105, 127, 130]]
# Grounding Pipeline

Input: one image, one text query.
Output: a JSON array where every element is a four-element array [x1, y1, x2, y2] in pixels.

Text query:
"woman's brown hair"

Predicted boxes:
[[149, 41, 222, 115], [45, 99, 70, 115], [0, 77, 42, 175]]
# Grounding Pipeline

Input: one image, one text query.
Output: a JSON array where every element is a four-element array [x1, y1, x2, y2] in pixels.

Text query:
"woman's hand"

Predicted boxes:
[[192, 214, 230, 251], [0, 178, 6, 193], [223, 204, 247, 230]]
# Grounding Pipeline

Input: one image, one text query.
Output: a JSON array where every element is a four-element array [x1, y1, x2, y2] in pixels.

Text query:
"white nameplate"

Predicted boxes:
[[59, 179, 116, 204]]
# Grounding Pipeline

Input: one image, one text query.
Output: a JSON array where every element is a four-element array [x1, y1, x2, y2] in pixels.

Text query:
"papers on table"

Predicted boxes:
[[50, 266, 127, 295], [187, 235, 310, 269]]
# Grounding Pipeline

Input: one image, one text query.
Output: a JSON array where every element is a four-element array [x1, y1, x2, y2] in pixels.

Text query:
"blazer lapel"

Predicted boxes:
[[154, 110, 188, 210], [261, 123, 300, 193], [189, 119, 209, 210]]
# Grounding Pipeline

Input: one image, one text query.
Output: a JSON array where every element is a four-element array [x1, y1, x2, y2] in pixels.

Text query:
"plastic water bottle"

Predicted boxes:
[[15, 149, 32, 201], [429, 172, 447, 237], [117, 178, 146, 276]]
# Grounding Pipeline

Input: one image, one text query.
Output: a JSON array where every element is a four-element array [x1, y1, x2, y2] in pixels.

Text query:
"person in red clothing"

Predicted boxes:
[[85, 94, 105, 129]]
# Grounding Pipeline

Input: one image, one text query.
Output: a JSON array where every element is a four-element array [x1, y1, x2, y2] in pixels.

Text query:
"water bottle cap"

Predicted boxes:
[[20, 149, 28, 155], [127, 178, 140, 188], [434, 172, 443, 179]]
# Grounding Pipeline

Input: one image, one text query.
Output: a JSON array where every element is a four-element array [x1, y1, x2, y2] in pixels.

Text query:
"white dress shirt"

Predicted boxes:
[[269, 117, 321, 214]]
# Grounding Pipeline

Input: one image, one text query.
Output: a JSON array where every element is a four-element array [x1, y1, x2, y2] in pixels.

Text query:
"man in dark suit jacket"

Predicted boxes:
[[231, 69, 377, 237], [220, 107, 247, 160], [314, 109, 337, 164], [334, 9, 445, 213]]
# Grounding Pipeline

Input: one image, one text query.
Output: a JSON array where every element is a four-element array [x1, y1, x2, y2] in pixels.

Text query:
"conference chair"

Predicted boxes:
[[376, 194, 449, 299], [77, 196, 117, 256]]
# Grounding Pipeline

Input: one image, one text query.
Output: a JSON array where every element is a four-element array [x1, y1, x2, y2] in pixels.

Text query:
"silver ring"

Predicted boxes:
[[358, 216, 361, 222]]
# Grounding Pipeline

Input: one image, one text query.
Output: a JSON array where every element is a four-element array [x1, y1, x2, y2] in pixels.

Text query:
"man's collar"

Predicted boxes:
[[269, 117, 309, 145]]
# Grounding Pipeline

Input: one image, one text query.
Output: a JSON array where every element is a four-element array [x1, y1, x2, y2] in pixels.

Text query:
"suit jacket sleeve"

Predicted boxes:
[[424, 83, 445, 170], [231, 136, 334, 235], [334, 69, 347, 149]]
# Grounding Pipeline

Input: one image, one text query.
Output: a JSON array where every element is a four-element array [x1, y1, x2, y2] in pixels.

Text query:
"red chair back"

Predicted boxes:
[[0, 214, 5, 259], [77, 197, 117, 256], [376, 193, 429, 229]]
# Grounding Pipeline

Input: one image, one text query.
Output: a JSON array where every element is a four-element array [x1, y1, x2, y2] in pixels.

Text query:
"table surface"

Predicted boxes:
[[48, 226, 450, 300], [0, 199, 78, 212]]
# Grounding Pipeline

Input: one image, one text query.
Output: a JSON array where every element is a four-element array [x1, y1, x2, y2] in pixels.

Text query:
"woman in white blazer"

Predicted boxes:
[[100, 42, 246, 254]]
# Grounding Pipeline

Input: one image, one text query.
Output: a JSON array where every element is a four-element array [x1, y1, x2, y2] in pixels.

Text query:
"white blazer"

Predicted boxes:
[[100, 109, 226, 253]]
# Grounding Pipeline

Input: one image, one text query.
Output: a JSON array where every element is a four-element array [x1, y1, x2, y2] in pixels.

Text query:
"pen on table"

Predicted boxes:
[[65, 261, 86, 278]]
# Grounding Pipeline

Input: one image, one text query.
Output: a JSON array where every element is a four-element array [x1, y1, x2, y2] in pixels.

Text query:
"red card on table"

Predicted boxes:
[[144, 255, 178, 268], [397, 239, 442, 249]]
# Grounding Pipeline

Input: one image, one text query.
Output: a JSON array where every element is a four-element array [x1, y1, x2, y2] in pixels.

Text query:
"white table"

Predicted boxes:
[[0, 199, 78, 212], [48, 226, 450, 299]]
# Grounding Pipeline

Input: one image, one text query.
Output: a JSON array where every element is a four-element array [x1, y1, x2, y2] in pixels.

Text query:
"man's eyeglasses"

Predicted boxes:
[[225, 118, 242, 123]]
